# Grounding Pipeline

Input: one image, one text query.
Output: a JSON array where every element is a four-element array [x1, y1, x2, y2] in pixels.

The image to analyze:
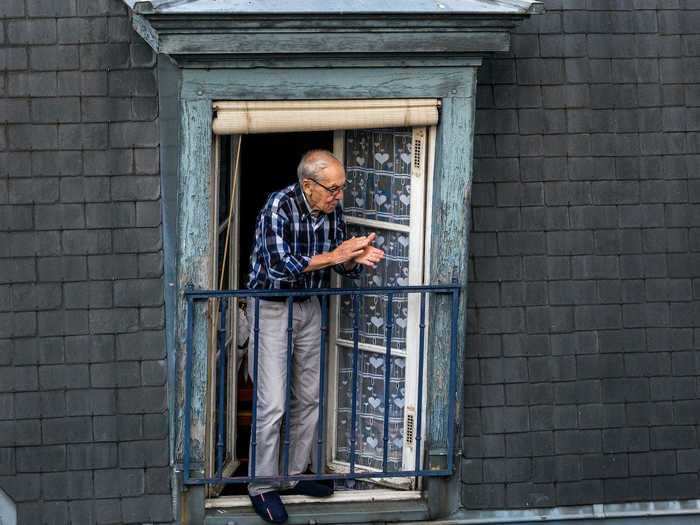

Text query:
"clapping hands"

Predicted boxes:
[[351, 232, 385, 269], [333, 232, 385, 269]]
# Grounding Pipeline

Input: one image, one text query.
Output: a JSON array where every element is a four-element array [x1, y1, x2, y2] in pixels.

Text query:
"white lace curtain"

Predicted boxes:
[[335, 128, 414, 471]]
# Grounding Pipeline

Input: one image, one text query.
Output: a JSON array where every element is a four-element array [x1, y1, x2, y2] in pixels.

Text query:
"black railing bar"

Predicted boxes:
[[186, 469, 451, 485], [316, 294, 328, 475], [183, 292, 195, 483], [216, 298, 228, 477], [282, 297, 294, 478], [349, 293, 360, 475], [447, 288, 459, 473], [184, 284, 460, 299], [382, 292, 393, 471], [250, 298, 260, 479], [415, 291, 426, 471], [186, 286, 463, 486]]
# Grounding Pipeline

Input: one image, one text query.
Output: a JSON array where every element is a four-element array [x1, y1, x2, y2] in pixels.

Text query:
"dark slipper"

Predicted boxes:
[[281, 480, 334, 497], [249, 491, 288, 524]]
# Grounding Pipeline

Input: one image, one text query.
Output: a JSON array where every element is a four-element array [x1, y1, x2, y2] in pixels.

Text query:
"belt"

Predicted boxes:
[[260, 296, 311, 304]]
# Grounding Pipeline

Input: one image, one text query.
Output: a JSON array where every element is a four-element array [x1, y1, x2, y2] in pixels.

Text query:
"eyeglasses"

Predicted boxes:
[[307, 178, 347, 196]]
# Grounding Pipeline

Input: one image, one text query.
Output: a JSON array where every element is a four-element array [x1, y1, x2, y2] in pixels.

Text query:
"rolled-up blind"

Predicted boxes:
[[212, 99, 440, 135]]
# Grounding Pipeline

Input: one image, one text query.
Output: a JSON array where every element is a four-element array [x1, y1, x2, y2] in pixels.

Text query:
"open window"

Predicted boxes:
[[205, 100, 439, 499], [206, 131, 336, 497], [327, 127, 430, 489]]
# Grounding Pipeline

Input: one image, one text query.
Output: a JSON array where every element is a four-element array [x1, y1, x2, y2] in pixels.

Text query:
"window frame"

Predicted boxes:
[[325, 127, 434, 488]]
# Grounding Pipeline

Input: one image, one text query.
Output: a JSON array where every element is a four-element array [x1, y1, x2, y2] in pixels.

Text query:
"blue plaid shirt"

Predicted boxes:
[[247, 183, 362, 290]]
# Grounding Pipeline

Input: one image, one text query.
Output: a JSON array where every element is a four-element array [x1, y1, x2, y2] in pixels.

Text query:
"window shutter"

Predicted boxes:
[[212, 99, 440, 135]]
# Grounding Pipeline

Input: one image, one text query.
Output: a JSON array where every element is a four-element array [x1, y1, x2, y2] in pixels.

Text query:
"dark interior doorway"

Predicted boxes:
[[223, 131, 334, 495], [237, 131, 335, 287]]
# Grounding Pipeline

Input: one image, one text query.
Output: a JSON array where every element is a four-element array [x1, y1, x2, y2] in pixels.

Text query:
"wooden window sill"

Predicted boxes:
[[204, 489, 428, 524]]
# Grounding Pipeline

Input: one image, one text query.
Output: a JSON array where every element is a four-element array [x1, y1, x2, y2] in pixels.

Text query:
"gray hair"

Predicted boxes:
[[297, 150, 340, 184]]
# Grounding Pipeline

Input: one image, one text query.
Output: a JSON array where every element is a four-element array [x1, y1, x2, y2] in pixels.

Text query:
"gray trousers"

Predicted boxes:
[[247, 298, 322, 496]]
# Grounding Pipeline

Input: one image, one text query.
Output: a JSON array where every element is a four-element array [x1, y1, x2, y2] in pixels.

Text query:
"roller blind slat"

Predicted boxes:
[[212, 99, 439, 135]]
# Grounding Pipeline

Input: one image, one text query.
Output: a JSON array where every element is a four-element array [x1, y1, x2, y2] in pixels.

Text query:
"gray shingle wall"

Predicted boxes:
[[4, 0, 700, 520], [465, 0, 700, 509], [0, 0, 171, 523]]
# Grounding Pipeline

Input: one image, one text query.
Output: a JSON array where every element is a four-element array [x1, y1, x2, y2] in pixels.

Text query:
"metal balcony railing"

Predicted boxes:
[[182, 284, 460, 486]]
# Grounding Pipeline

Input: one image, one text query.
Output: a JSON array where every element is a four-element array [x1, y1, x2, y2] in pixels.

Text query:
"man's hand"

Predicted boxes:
[[304, 232, 385, 273], [332, 235, 372, 265], [352, 233, 385, 269], [353, 245, 385, 269]]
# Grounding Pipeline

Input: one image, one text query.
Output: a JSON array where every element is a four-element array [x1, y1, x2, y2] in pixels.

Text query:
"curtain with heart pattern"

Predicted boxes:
[[338, 226, 409, 349], [343, 128, 412, 225], [335, 349, 406, 470]]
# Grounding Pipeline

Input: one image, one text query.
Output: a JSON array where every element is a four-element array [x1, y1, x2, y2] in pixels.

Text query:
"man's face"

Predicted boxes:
[[304, 162, 346, 215]]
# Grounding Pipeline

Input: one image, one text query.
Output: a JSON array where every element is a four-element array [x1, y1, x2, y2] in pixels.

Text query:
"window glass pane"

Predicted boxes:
[[335, 347, 406, 471], [333, 126, 421, 475], [344, 128, 412, 226]]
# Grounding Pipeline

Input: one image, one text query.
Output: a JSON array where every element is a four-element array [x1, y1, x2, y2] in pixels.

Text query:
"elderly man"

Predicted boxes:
[[247, 150, 384, 523]]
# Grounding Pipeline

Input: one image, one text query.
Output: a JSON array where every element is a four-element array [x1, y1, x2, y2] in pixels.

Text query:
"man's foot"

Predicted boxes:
[[281, 480, 334, 497], [249, 491, 288, 524]]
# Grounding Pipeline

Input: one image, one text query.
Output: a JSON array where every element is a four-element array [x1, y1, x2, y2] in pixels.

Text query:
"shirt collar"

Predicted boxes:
[[294, 182, 319, 220]]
